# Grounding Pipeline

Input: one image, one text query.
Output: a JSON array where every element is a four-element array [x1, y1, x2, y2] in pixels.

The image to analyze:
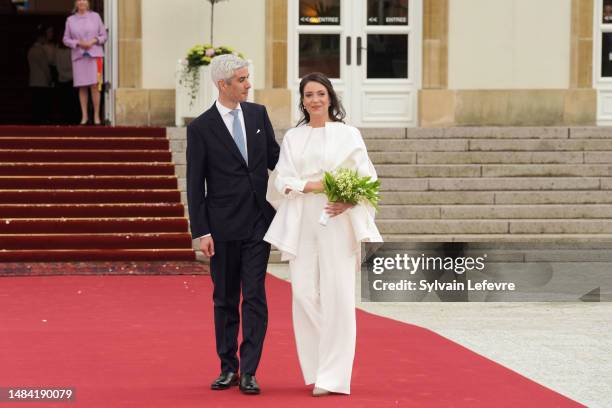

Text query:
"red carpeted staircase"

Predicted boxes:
[[0, 126, 196, 262]]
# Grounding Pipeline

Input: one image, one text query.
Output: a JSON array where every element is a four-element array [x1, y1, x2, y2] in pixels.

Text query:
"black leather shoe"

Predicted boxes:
[[239, 374, 260, 395], [210, 372, 239, 390]]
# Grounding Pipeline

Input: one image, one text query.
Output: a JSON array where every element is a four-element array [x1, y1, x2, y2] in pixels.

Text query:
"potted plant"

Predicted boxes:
[[175, 45, 252, 126], [179, 44, 245, 106], [175, 0, 254, 126]]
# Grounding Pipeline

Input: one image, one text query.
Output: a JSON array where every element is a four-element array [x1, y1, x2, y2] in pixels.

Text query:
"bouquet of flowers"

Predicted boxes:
[[319, 168, 381, 226]]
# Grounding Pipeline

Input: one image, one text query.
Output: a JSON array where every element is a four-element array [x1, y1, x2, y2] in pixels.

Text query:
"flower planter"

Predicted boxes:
[[175, 59, 255, 126]]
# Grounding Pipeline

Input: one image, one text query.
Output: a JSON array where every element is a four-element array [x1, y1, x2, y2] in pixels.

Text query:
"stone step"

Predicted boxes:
[[468, 139, 612, 151], [380, 191, 612, 205], [377, 204, 612, 219], [171, 136, 612, 160], [380, 233, 612, 242], [481, 164, 612, 177], [381, 191, 494, 204], [170, 127, 612, 143], [414, 151, 585, 164], [365, 139, 468, 152], [376, 164, 612, 178], [377, 165, 482, 178], [354, 128, 406, 139], [378, 219, 509, 234], [377, 219, 612, 234], [368, 151, 612, 165], [172, 152, 186, 164], [493, 191, 612, 204], [181, 176, 609, 194], [403, 127, 608, 139], [183, 190, 612, 206], [170, 139, 187, 152], [380, 178, 429, 191], [369, 152, 416, 164], [365, 138, 612, 152], [380, 177, 604, 191]]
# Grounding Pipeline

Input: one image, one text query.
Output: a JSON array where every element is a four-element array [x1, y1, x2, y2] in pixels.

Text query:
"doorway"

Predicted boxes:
[[0, 0, 113, 125], [288, 0, 421, 127]]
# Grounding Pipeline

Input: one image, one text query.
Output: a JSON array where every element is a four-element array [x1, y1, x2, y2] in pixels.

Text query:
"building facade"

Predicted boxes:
[[107, 0, 611, 128]]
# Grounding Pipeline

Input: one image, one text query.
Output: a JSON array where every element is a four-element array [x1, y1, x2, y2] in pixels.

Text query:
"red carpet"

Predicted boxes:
[[0, 126, 194, 262], [0, 125, 166, 137], [0, 274, 582, 407], [0, 163, 175, 176]]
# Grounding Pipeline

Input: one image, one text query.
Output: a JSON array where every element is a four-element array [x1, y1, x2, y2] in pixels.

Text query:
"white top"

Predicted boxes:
[[265, 122, 383, 261], [215, 100, 248, 154], [300, 126, 326, 180], [276, 125, 326, 195]]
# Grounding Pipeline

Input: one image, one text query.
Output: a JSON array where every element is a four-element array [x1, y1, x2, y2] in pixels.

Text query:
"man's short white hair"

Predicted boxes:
[[210, 54, 248, 88]]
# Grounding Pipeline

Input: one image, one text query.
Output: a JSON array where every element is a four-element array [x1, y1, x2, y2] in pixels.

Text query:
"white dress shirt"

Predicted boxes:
[[198, 101, 249, 240]]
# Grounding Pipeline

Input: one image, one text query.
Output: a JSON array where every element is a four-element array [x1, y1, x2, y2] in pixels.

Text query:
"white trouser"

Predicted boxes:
[[289, 193, 357, 394]]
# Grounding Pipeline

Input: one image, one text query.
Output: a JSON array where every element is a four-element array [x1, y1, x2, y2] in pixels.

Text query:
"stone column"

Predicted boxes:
[[420, 0, 454, 127], [565, 0, 596, 125], [115, 0, 175, 126], [256, 0, 292, 129]]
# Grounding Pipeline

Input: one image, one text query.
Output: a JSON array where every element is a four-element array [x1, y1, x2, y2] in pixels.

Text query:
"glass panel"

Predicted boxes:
[[367, 0, 409, 25], [367, 35, 408, 78], [604, 1, 612, 24], [299, 0, 340, 25], [602, 33, 612, 77], [299, 34, 341, 78]]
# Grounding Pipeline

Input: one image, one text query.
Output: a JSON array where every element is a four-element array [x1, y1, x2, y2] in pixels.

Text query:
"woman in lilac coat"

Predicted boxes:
[[63, 0, 107, 125]]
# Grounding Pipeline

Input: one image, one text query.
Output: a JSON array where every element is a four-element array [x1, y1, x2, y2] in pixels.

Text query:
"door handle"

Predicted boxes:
[[346, 36, 351, 65], [357, 36, 364, 66]]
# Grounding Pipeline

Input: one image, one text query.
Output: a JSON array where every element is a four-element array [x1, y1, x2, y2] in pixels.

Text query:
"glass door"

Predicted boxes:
[[288, 0, 420, 127], [289, 0, 349, 123], [350, 0, 418, 127]]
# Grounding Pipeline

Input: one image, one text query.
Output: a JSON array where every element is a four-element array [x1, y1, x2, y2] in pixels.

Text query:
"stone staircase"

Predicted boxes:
[[367, 127, 612, 242], [169, 126, 612, 262]]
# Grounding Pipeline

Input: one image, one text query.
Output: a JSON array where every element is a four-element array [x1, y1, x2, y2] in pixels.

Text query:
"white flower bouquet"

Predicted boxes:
[[319, 168, 380, 226]]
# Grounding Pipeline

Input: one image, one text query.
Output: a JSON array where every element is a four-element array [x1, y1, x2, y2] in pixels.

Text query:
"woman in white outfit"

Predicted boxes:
[[264, 72, 382, 397]]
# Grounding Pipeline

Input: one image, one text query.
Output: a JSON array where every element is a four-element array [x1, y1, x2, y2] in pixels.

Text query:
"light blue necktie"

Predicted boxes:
[[229, 109, 248, 163]]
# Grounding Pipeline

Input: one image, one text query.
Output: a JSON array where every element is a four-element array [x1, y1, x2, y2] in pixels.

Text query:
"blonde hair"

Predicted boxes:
[[72, 0, 90, 14]]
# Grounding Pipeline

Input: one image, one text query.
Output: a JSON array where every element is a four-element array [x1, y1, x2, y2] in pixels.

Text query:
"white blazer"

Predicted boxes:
[[264, 122, 383, 261]]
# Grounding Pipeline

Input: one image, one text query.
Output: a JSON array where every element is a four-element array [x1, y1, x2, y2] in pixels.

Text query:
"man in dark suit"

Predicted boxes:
[[186, 54, 280, 395]]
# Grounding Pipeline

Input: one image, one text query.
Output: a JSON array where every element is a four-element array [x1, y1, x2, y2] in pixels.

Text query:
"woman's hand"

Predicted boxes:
[[326, 201, 354, 217], [79, 39, 91, 49], [303, 180, 324, 193]]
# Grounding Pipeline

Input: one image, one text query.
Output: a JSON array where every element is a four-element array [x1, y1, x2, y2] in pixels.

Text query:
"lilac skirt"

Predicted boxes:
[[72, 56, 100, 87]]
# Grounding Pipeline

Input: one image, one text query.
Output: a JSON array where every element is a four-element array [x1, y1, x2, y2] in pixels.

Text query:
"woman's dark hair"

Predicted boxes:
[[297, 72, 346, 126]]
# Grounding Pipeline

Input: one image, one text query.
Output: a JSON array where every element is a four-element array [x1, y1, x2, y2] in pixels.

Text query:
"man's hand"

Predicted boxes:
[[326, 201, 354, 217], [200, 236, 215, 257]]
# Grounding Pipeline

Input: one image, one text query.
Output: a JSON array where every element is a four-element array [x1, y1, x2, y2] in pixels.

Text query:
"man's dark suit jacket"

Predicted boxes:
[[186, 102, 280, 241]]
